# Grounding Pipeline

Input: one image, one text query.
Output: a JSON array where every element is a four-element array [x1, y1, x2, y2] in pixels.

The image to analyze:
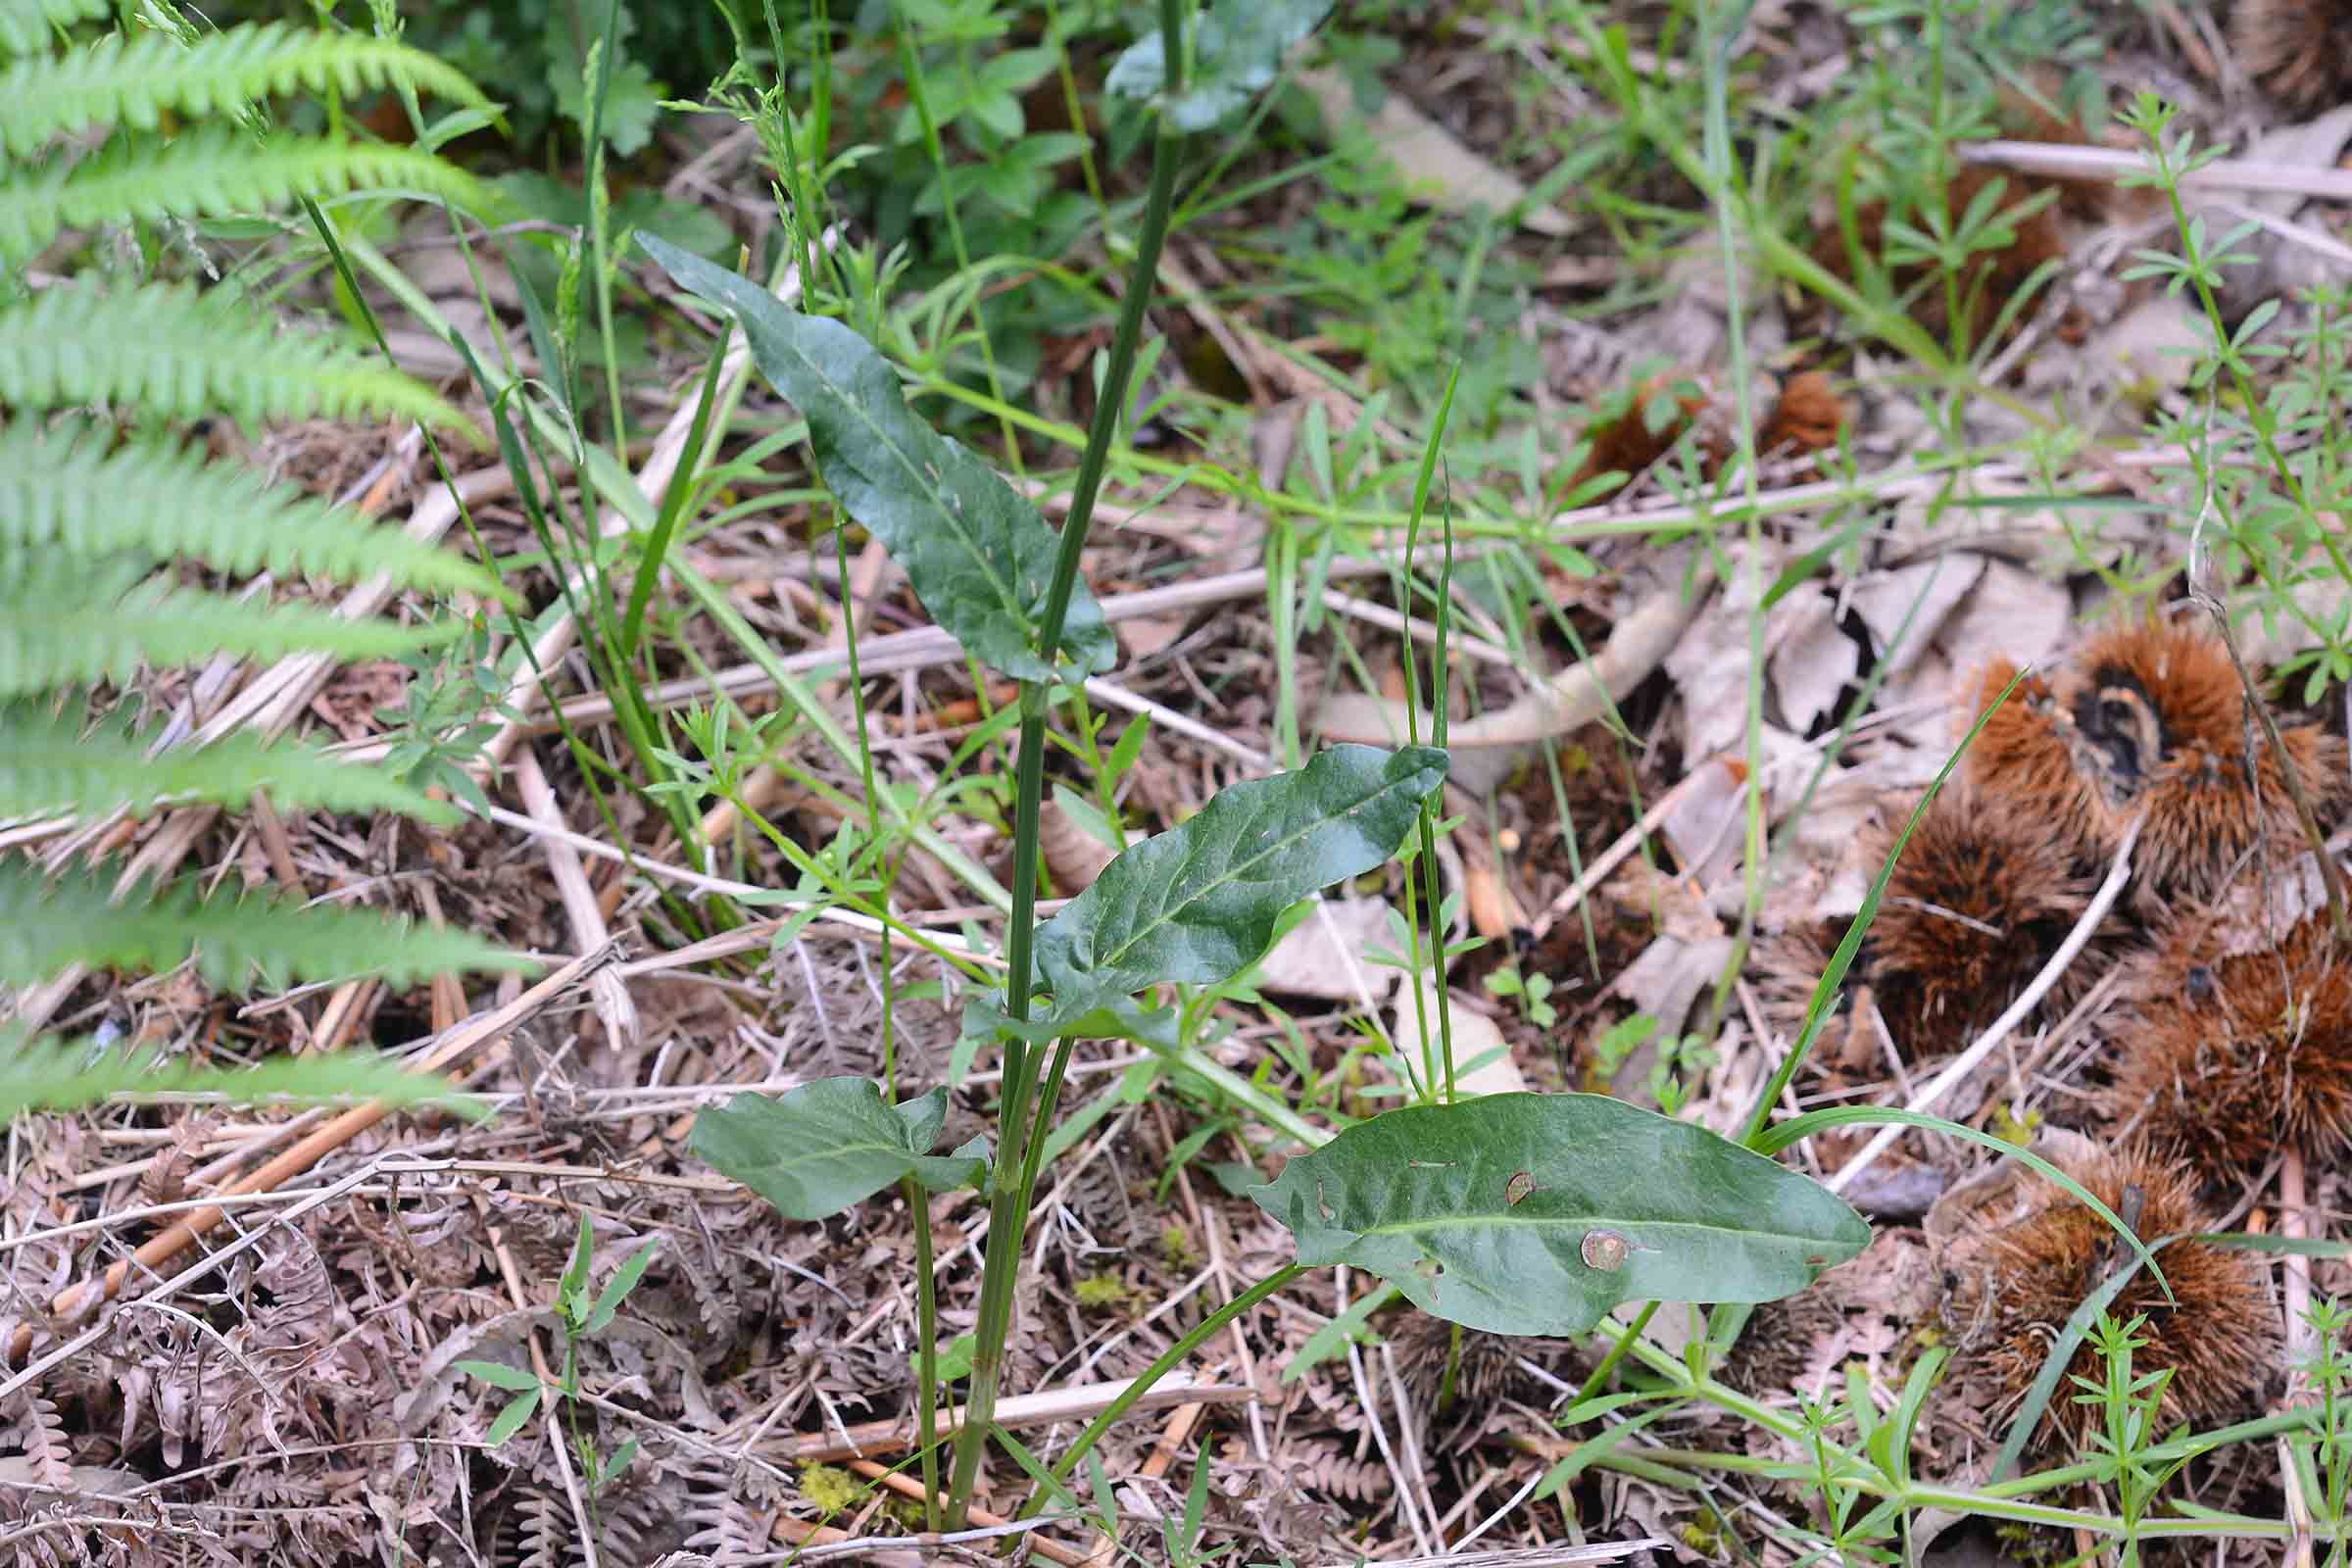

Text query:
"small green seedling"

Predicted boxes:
[[459, 1213, 660, 1496]]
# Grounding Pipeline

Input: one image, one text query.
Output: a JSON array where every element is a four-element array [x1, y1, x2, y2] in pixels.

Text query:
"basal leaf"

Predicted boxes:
[[1032, 744, 1446, 1030], [1251, 1092, 1870, 1336], [1105, 0, 1335, 132], [691, 1077, 990, 1221], [636, 234, 1115, 684]]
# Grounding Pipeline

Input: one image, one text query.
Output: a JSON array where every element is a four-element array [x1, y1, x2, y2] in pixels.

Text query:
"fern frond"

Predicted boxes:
[[0, 861, 534, 991], [0, 278, 479, 436], [0, 22, 489, 159], [0, 419, 500, 596], [0, 706, 455, 822], [0, 126, 505, 261], [0, 549, 450, 696], [0, 0, 109, 61], [0, 1026, 483, 1121]]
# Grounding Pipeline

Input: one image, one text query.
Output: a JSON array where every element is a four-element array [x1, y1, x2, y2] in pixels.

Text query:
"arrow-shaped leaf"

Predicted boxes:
[[1251, 1092, 1871, 1336], [691, 1078, 990, 1221], [1033, 743, 1447, 1029], [637, 234, 1115, 684]]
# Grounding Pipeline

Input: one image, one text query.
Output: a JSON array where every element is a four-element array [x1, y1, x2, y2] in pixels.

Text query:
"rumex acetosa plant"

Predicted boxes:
[[669, 0, 1870, 1534], [0, 0, 527, 1118]]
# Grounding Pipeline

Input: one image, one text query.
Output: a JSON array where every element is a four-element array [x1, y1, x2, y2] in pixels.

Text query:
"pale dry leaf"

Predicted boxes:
[[1662, 543, 1784, 761], [1907, 558, 2070, 701], [1389, 996, 1522, 1097], [2237, 573, 2352, 672], [1609, 858, 1724, 948], [1658, 729, 1824, 894], [1844, 554, 1985, 682], [1249, 896, 1398, 1003], [2100, 296, 2208, 391], [1116, 612, 1191, 661], [1603, 931, 1738, 1103], [1296, 68, 1572, 236], [1767, 581, 1859, 734], [2214, 103, 2352, 221]]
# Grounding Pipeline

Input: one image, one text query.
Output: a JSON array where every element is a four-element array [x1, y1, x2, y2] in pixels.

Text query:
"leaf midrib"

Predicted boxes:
[[1088, 754, 1442, 979], [751, 297, 1033, 658]]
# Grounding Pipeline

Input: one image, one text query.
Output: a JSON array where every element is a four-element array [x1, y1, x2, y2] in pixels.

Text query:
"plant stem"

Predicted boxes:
[[942, 0, 1191, 1526], [1039, 1264, 1306, 1501]]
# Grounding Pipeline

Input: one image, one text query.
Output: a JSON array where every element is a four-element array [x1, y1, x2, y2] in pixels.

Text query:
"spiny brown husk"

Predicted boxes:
[[2230, 0, 2352, 114], [2101, 907, 2352, 1184], [1567, 370, 1849, 498], [1943, 1145, 2277, 1455], [1387, 1308, 1570, 1424], [1757, 781, 2098, 1063], [1964, 620, 2347, 901]]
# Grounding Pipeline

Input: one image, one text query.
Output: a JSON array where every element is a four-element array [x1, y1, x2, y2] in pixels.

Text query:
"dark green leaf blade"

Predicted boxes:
[[456, 1359, 542, 1394], [1105, 0, 1335, 132], [1251, 1093, 1870, 1336], [1033, 744, 1447, 1028], [635, 234, 1114, 683], [691, 1078, 990, 1221]]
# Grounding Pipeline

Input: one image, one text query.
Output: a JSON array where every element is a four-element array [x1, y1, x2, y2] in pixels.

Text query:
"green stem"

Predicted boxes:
[[904, 1173, 943, 1532], [942, 0, 1191, 1527], [1039, 1265, 1305, 1501]]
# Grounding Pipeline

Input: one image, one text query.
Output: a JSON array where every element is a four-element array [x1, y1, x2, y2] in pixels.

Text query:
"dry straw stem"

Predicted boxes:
[[2, 444, 508, 1041], [0, 943, 616, 1370], [1946, 1144, 2276, 1453], [753, 1369, 1253, 1463], [1965, 619, 2347, 901], [1955, 137, 2352, 204], [846, 1458, 1096, 1568], [2101, 905, 2352, 1185], [1320, 567, 1713, 751]]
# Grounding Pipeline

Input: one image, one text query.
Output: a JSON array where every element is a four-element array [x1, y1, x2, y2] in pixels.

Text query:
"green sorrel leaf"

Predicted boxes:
[[635, 234, 1115, 684], [1106, 0, 1336, 132], [1252, 1092, 1870, 1335], [1032, 743, 1447, 1029], [691, 1078, 990, 1221]]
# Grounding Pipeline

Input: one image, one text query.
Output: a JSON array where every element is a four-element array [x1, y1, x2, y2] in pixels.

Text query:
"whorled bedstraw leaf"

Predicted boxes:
[[691, 1078, 990, 1221], [1105, 0, 1336, 133], [635, 233, 1114, 684], [1251, 1092, 1871, 1336], [1032, 743, 1447, 1032]]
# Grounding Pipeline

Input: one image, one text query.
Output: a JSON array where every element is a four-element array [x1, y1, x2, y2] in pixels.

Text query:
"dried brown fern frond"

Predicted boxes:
[[2101, 906, 2352, 1184], [1943, 1144, 2276, 1454]]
